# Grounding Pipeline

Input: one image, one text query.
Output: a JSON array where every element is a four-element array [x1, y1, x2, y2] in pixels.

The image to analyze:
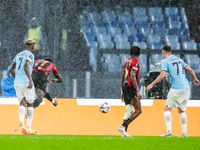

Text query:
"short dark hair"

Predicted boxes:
[[130, 46, 140, 56], [162, 45, 172, 53], [44, 57, 53, 63]]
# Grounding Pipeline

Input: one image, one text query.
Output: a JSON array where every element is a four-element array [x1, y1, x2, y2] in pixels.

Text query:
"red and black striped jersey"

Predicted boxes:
[[122, 57, 140, 87], [33, 59, 59, 76]]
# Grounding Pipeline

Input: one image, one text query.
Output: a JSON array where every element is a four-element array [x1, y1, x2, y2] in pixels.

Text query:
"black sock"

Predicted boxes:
[[122, 118, 132, 129], [33, 98, 42, 109], [45, 92, 53, 102]]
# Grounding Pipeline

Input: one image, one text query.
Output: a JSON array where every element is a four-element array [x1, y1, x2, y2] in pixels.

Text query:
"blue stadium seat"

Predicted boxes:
[[107, 27, 122, 36], [138, 54, 148, 76], [102, 54, 121, 72], [148, 7, 164, 22], [167, 41, 181, 50], [149, 42, 163, 50], [119, 54, 129, 64], [180, 7, 188, 23], [147, 34, 161, 43], [97, 34, 114, 49], [120, 21, 135, 29], [135, 21, 150, 29], [92, 26, 107, 36], [138, 27, 153, 37], [168, 21, 182, 29], [118, 12, 133, 24], [150, 54, 164, 68], [182, 41, 197, 50], [169, 28, 184, 36], [165, 7, 179, 17], [167, 15, 180, 22], [123, 27, 138, 36], [116, 41, 130, 49], [130, 33, 145, 44], [153, 28, 169, 38], [102, 10, 117, 24], [132, 42, 147, 49], [87, 12, 102, 25], [184, 54, 200, 73], [165, 35, 179, 43], [132, 7, 147, 23]]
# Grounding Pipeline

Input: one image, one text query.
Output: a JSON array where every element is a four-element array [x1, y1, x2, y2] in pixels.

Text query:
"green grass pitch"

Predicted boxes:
[[0, 135, 199, 150]]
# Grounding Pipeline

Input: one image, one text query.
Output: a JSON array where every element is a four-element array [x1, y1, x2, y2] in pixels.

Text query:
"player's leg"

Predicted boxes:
[[122, 98, 142, 130], [18, 97, 26, 128], [45, 92, 58, 106], [178, 108, 188, 137], [25, 87, 37, 135], [123, 104, 133, 131], [160, 107, 173, 137], [33, 88, 45, 108], [177, 89, 189, 137]]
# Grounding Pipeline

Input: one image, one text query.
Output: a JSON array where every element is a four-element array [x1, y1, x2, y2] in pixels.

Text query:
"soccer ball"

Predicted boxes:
[[99, 102, 111, 113]]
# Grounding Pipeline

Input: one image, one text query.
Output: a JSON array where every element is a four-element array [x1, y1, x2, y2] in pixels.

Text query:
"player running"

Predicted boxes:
[[32, 57, 62, 108], [118, 46, 142, 137], [10, 39, 37, 135], [146, 46, 199, 137]]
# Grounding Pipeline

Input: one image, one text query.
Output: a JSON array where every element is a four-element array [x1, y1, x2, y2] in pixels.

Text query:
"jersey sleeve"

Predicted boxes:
[[131, 60, 139, 71], [161, 60, 168, 71], [25, 53, 34, 62], [182, 60, 187, 68], [52, 64, 59, 74]]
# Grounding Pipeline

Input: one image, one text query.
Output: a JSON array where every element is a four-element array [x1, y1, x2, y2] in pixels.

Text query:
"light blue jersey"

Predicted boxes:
[[161, 55, 189, 89], [13, 50, 34, 84]]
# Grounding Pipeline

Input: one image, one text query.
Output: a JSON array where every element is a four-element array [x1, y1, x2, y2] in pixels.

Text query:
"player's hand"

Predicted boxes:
[[194, 79, 200, 86], [146, 84, 153, 91], [28, 82, 33, 89], [121, 93, 124, 102], [48, 78, 54, 83], [137, 91, 142, 101]]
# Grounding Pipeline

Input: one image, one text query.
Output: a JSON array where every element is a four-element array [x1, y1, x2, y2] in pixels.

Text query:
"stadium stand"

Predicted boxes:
[[80, 6, 200, 73]]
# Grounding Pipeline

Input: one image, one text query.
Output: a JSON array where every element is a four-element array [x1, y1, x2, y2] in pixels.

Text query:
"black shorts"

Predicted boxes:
[[122, 84, 137, 105], [32, 72, 48, 92]]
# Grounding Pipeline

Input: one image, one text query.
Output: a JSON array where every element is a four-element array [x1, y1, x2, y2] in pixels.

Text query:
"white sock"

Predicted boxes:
[[18, 106, 26, 125], [123, 104, 133, 120], [179, 112, 187, 134], [27, 107, 34, 129], [164, 111, 172, 133]]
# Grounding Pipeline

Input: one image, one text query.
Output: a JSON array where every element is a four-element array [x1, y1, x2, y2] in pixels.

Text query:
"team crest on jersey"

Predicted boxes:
[[29, 55, 33, 60]]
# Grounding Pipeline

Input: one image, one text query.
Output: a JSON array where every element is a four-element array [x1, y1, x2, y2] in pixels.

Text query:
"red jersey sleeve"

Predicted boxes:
[[52, 64, 59, 74], [131, 59, 139, 71]]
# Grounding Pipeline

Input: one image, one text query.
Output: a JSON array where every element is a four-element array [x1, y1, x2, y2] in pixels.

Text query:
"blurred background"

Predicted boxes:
[[0, 0, 199, 99]]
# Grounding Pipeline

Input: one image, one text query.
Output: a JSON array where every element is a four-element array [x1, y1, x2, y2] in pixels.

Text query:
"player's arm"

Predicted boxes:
[[24, 60, 33, 89], [185, 65, 200, 86], [121, 70, 125, 102], [146, 70, 167, 91], [130, 70, 142, 100], [9, 62, 16, 78], [53, 73, 63, 83]]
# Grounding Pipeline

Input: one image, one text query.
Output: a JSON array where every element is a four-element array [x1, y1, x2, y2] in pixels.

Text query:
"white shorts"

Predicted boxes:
[[14, 84, 35, 104], [166, 88, 190, 111]]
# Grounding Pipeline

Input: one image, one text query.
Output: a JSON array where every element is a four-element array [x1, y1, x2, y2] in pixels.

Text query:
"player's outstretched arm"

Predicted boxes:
[[146, 70, 167, 91], [185, 65, 200, 86]]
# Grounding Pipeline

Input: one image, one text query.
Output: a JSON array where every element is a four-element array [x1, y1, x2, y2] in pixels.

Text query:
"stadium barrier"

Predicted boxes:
[[0, 98, 200, 136]]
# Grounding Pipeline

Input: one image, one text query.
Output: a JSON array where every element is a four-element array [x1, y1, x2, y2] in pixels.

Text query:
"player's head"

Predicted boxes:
[[162, 45, 172, 58], [24, 39, 36, 52], [44, 57, 53, 63], [130, 46, 140, 57]]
